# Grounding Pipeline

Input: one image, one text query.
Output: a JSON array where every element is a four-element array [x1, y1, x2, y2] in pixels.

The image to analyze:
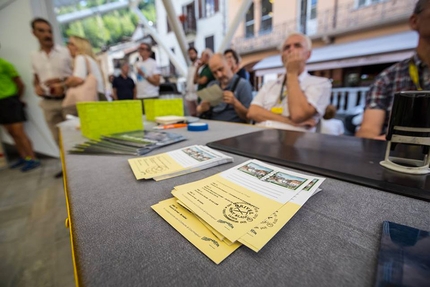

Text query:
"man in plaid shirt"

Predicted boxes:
[[356, 0, 430, 140]]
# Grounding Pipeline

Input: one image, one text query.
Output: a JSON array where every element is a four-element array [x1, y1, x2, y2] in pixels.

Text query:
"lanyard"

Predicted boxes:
[[278, 76, 287, 104], [409, 58, 422, 91]]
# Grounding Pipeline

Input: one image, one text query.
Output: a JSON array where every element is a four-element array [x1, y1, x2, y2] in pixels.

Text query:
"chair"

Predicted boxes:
[[159, 83, 180, 95]]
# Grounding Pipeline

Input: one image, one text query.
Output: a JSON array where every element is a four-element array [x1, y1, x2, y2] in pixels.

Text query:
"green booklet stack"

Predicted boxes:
[[69, 130, 186, 156]]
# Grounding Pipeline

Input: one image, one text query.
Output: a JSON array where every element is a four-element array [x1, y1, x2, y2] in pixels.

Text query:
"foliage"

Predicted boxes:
[[58, 0, 156, 51]]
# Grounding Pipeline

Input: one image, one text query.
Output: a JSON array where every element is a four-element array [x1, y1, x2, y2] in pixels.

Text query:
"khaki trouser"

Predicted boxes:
[[39, 99, 65, 146]]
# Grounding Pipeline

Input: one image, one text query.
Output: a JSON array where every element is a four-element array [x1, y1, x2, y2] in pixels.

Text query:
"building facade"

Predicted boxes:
[[229, 0, 417, 90], [155, 0, 227, 75]]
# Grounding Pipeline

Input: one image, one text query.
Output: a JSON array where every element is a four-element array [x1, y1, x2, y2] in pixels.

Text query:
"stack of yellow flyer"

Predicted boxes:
[[152, 159, 325, 264], [128, 145, 233, 181]]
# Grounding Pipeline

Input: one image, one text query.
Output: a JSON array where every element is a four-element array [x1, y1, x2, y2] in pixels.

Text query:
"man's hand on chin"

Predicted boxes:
[[285, 51, 305, 76]]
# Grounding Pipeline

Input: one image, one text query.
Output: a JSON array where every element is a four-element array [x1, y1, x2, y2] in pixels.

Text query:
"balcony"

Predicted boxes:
[[317, 0, 415, 37], [233, 19, 299, 54], [182, 16, 197, 35], [233, 0, 414, 55]]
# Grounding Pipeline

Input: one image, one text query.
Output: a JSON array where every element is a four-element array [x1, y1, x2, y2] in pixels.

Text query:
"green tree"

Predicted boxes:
[[65, 21, 85, 38], [120, 14, 135, 39], [103, 14, 123, 44], [82, 16, 110, 49], [58, 0, 157, 50]]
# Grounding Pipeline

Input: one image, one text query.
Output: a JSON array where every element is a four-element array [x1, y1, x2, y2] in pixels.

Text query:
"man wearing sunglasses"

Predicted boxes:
[[135, 43, 160, 99]]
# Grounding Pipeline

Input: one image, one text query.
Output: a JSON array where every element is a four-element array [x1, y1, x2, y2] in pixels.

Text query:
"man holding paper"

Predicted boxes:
[[196, 54, 253, 123]]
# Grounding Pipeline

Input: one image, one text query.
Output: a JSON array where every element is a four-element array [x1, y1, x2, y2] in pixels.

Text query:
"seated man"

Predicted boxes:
[[224, 48, 249, 80], [247, 33, 331, 132], [196, 54, 253, 123], [356, 0, 430, 139]]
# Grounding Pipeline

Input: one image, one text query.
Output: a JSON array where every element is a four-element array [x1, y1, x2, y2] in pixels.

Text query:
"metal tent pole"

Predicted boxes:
[[217, 0, 253, 53], [161, 0, 190, 66]]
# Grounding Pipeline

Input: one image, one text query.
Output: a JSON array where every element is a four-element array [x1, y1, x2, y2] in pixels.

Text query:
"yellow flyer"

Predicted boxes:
[[239, 178, 325, 252], [128, 153, 185, 179], [172, 159, 316, 243], [128, 145, 232, 180], [151, 198, 241, 264]]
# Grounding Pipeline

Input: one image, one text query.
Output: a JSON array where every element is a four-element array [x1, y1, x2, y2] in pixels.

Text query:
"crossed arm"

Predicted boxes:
[[355, 109, 386, 140]]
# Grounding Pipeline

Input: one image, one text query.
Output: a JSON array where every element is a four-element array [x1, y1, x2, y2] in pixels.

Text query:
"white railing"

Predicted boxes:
[[331, 87, 369, 115]]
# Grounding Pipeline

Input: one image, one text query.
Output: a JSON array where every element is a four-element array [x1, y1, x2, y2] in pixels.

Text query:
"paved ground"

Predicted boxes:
[[0, 150, 75, 287]]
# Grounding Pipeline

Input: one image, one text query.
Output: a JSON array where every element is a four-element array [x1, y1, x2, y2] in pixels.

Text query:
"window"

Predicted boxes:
[[169, 47, 176, 76], [198, 0, 219, 18], [310, 0, 317, 19], [245, 3, 255, 38], [357, 0, 383, 8], [260, 0, 273, 34], [205, 35, 214, 52], [182, 2, 197, 34]]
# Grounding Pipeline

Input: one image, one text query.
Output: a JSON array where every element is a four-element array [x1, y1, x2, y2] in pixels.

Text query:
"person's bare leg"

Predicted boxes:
[[4, 122, 36, 159]]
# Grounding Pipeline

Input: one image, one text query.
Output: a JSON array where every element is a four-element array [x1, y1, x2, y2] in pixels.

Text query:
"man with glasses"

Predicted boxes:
[[135, 42, 160, 99], [196, 54, 252, 123], [356, 0, 430, 139], [247, 32, 331, 132]]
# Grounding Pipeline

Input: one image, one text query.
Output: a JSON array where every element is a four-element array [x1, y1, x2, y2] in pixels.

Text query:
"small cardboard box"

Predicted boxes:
[[144, 98, 184, 121], [77, 101, 143, 140]]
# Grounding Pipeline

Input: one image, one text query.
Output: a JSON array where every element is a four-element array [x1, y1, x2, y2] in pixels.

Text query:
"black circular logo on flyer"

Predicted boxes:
[[223, 202, 259, 223]]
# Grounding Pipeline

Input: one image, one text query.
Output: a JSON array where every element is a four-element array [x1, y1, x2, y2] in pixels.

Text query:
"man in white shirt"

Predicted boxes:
[[247, 32, 331, 132], [135, 42, 160, 98], [185, 47, 199, 116], [31, 18, 73, 145]]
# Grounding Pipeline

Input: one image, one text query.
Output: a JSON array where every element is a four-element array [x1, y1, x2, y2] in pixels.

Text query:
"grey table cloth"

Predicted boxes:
[[60, 120, 430, 287]]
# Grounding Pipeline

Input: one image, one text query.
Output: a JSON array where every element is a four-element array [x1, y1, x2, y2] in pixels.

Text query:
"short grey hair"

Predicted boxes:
[[202, 48, 214, 57], [414, 0, 430, 14], [279, 32, 312, 51]]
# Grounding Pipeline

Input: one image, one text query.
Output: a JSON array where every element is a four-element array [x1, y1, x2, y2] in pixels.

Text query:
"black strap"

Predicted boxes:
[[199, 76, 242, 119], [217, 76, 242, 113], [278, 76, 287, 104], [230, 76, 241, 93]]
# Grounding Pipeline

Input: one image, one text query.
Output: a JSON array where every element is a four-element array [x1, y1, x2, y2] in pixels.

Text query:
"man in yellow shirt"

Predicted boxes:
[[0, 58, 40, 171]]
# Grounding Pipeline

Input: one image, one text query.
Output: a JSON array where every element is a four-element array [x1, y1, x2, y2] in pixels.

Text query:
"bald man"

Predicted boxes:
[[196, 54, 253, 123], [247, 32, 331, 132]]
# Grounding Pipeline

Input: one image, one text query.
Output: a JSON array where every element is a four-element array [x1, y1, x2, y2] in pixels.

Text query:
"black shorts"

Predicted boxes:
[[0, 95, 26, 125]]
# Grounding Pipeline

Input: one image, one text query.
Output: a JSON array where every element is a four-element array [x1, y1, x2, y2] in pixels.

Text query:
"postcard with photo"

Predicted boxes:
[[237, 162, 274, 179], [303, 179, 319, 191], [181, 146, 216, 162], [263, 172, 308, 190]]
